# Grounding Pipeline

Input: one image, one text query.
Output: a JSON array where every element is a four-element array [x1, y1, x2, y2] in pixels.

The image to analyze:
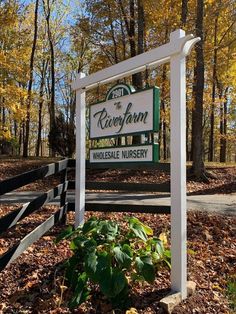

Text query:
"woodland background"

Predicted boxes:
[[0, 0, 235, 179]]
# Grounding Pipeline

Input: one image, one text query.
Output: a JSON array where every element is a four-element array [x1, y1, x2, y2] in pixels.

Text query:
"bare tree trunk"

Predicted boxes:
[[220, 87, 228, 162], [129, 0, 136, 58], [181, 0, 188, 26], [219, 87, 224, 161], [36, 60, 47, 156], [159, 65, 167, 160], [2, 107, 6, 125], [22, 123, 25, 155], [191, 0, 206, 179], [118, 0, 140, 88], [208, 15, 218, 162], [136, 0, 144, 89], [181, 0, 190, 160], [162, 26, 169, 160], [129, 0, 140, 90], [222, 90, 228, 161], [14, 121, 17, 138], [19, 127, 22, 155], [132, 0, 144, 144], [107, 2, 119, 64], [23, 0, 39, 157], [43, 0, 56, 157], [117, 0, 145, 145], [120, 18, 126, 60]]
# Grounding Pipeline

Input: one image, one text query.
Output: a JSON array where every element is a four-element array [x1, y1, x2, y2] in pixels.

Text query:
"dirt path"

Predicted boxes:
[[1, 191, 235, 215]]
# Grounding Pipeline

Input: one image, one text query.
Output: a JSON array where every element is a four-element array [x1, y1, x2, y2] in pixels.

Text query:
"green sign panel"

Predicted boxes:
[[89, 83, 160, 164]]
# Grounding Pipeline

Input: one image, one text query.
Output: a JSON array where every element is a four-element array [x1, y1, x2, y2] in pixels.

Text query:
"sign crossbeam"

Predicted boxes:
[[72, 34, 198, 92], [72, 29, 200, 302]]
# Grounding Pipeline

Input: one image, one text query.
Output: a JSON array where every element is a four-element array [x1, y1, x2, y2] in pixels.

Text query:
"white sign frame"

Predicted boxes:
[[72, 29, 200, 301]]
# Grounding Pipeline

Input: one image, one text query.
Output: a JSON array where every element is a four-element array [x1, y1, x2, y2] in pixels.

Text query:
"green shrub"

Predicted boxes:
[[56, 216, 171, 309]]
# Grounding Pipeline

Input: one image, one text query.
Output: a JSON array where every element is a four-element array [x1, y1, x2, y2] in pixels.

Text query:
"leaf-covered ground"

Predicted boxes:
[[0, 157, 235, 194], [0, 158, 235, 312], [0, 209, 235, 313]]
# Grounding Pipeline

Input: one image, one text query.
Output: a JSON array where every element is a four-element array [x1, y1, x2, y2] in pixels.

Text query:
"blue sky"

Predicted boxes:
[[20, 0, 82, 23]]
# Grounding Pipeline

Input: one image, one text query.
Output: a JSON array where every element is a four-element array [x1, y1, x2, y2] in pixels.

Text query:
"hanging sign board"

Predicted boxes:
[[89, 144, 158, 164], [89, 86, 159, 139]]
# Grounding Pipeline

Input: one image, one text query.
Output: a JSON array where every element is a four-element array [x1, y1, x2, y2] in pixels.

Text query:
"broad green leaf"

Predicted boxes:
[[122, 244, 133, 258], [131, 273, 143, 282], [151, 251, 160, 262], [95, 252, 112, 284], [83, 238, 97, 253], [95, 252, 128, 298], [98, 269, 112, 296], [65, 255, 80, 288], [164, 249, 171, 258], [82, 217, 98, 234], [130, 223, 147, 241], [140, 223, 153, 236], [128, 217, 153, 236], [100, 267, 128, 298], [99, 220, 119, 240], [164, 259, 171, 269], [111, 268, 128, 296], [70, 239, 78, 250], [85, 252, 97, 281], [70, 235, 87, 251], [69, 272, 89, 308], [135, 256, 143, 273], [113, 246, 132, 269], [135, 256, 155, 284], [155, 239, 164, 257], [55, 225, 74, 243]]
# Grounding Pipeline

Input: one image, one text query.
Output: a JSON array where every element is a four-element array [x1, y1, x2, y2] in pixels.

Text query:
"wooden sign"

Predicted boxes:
[[89, 86, 159, 139]]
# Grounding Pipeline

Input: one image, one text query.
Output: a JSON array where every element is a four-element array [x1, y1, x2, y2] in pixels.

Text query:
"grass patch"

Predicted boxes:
[[226, 276, 236, 311]]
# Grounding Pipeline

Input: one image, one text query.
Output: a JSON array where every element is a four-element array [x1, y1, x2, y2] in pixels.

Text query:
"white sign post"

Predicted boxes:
[[72, 29, 200, 300], [75, 72, 86, 227], [170, 30, 188, 298]]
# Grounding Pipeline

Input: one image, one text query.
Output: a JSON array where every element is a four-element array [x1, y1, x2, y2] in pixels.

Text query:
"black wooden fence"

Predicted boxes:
[[0, 158, 170, 271]]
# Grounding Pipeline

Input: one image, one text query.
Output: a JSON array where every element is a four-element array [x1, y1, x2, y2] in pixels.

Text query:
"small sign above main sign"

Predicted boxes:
[[89, 86, 159, 139], [89, 144, 158, 163], [106, 83, 135, 100]]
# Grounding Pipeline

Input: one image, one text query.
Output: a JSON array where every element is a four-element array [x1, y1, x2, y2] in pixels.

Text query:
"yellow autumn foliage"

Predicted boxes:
[[0, 1, 33, 140], [126, 308, 139, 314]]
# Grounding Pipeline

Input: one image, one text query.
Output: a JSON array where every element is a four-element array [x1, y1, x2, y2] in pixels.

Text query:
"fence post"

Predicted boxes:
[[59, 163, 67, 225]]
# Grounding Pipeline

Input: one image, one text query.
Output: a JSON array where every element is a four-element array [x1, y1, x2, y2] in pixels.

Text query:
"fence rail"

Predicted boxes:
[[69, 159, 170, 172], [0, 203, 68, 272], [0, 158, 170, 272], [0, 181, 68, 233], [0, 159, 70, 271], [0, 159, 69, 196]]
